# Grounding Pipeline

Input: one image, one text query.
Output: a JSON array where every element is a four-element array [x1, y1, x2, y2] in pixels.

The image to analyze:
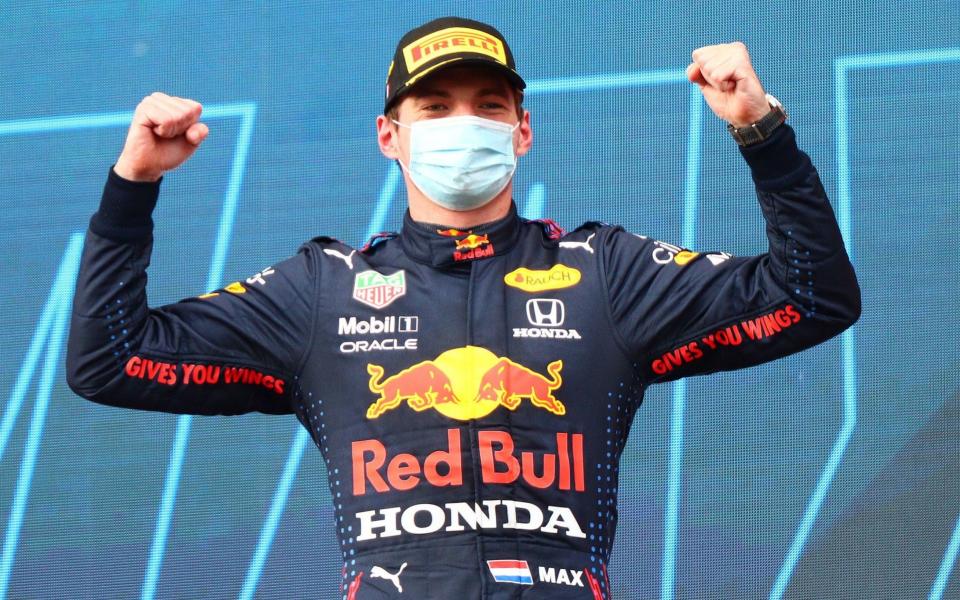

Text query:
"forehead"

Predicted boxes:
[[406, 64, 514, 98]]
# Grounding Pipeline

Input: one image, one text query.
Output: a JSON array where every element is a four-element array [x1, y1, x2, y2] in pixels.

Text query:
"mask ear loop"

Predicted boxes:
[[388, 121, 437, 205], [389, 119, 410, 169]]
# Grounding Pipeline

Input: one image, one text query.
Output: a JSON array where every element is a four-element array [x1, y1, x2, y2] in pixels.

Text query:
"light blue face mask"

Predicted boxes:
[[393, 115, 519, 212]]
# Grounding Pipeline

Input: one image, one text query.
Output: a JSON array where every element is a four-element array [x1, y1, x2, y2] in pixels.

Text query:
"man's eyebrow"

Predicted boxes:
[[476, 87, 511, 98], [412, 88, 451, 99]]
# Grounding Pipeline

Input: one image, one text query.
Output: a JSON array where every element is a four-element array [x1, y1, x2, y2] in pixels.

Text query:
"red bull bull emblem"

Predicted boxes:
[[366, 346, 564, 420], [453, 233, 494, 262], [436, 227, 472, 237]]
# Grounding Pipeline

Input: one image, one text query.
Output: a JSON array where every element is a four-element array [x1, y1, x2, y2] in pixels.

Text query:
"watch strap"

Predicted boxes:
[[727, 96, 788, 147]]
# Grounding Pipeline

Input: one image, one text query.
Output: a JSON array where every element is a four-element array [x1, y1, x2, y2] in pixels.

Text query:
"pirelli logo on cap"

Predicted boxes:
[[403, 26, 507, 73]]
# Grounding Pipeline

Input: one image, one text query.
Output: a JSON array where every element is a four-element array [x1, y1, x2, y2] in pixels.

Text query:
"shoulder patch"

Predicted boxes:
[[360, 232, 400, 254], [525, 218, 565, 241]]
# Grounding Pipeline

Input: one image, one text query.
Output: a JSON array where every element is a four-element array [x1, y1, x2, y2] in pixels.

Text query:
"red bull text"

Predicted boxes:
[[351, 428, 585, 495]]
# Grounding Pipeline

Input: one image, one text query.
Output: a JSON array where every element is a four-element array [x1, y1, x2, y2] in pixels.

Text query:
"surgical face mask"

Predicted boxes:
[[393, 115, 519, 212]]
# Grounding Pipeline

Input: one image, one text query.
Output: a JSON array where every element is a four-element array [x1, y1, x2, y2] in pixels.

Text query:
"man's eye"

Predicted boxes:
[[422, 104, 447, 112], [481, 102, 506, 110]]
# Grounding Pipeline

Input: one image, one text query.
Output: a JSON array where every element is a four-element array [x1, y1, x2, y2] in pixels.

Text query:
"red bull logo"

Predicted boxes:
[[454, 233, 489, 251], [436, 227, 472, 237], [453, 234, 494, 261], [366, 346, 564, 420], [352, 428, 585, 495]]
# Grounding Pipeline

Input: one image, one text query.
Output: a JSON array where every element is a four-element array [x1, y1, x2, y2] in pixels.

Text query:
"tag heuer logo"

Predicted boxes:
[[353, 270, 406, 309]]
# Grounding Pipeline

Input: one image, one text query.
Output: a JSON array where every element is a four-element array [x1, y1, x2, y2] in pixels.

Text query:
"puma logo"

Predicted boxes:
[[559, 232, 595, 254], [324, 248, 356, 270], [370, 562, 407, 593]]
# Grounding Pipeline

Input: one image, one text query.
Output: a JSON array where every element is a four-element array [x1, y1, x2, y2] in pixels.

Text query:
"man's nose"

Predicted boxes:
[[448, 102, 478, 117]]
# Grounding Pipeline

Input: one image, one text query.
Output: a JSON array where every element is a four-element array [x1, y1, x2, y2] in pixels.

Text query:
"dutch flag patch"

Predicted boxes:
[[487, 559, 534, 585]]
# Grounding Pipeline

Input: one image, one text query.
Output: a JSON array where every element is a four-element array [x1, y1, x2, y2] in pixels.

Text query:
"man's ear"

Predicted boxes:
[[377, 115, 400, 160], [515, 109, 533, 158]]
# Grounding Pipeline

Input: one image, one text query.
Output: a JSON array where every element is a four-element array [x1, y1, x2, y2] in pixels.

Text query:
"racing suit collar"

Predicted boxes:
[[400, 201, 522, 268]]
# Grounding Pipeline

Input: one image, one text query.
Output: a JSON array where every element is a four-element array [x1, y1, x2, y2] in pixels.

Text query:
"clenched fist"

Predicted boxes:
[[686, 42, 770, 128], [113, 92, 209, 182]]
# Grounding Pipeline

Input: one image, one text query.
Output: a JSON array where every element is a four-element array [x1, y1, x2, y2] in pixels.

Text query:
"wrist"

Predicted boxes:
[[91, 165, 162, 242], [727, 94, 788, 147], [727, 109, 773, 129], [113, 158, 162, 183]]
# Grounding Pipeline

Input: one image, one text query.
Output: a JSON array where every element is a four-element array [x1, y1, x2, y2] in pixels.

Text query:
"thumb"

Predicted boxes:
[[186, 122, 209, 146]]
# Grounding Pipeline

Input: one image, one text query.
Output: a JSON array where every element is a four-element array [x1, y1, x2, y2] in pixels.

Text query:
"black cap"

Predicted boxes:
[[384, 17, 526, 114]]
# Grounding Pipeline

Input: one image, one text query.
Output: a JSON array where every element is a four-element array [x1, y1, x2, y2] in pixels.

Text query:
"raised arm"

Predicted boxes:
[[66, 94, 316, 414], [604, 43, 860, 383]]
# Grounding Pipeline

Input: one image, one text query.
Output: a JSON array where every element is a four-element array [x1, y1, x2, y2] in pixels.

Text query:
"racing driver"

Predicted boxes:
[[67, 16, 861, 600]]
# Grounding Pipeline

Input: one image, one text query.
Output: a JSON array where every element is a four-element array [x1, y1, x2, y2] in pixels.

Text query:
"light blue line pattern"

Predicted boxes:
[[237, 163, 401, 599], [238, 425, 310, 600], [0, 274, 59, 462], [521, 182, 545, 220], [681, 90, 704, 249], [368, 164, 402, 239], [0, 111, 132, 134], [770, 46, 960, 599], [526, 69, 687, 94], [766, 51, 859, 600], [207, 104, 258, 292], [0, 103, 258, 138], [931, 514, 960, 600], [140, 416, 192, 600], [660, 88, 704, 600], [891, 47, 960, 600], [141, 102, 258, 600], [836, 47, 960, 71], [0, 233, 84, 600]]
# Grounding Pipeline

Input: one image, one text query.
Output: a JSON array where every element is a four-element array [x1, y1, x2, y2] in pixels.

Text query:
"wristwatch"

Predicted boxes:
[[727, 93, 787, 146]]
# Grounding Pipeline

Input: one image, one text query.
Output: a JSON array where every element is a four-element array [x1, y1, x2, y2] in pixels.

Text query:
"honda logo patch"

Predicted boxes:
[[526, 299, 565, 327], [515, 299, 581, 340]]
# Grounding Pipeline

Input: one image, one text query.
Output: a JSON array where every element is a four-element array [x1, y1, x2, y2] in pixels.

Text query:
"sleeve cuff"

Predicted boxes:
[[738, 123, 812, 191], [89, 165, 163, 242]]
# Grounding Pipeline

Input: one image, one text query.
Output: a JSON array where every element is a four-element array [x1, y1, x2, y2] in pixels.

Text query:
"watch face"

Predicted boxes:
[[765, 93, 783, 109]]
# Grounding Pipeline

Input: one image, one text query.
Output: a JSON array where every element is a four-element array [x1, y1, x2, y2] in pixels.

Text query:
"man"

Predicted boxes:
[[67, 16, 860, 600]]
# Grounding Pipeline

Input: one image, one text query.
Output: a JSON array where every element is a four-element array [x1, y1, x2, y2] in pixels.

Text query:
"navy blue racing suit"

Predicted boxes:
[[66, 123, 860, 599]]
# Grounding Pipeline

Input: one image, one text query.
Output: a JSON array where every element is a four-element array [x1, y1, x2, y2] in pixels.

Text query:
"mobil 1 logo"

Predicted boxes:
[[338, 315, 419, 354]]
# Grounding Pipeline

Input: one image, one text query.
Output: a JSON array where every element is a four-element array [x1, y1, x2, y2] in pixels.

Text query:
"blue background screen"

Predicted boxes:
[[1, 2, 958, 598]]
